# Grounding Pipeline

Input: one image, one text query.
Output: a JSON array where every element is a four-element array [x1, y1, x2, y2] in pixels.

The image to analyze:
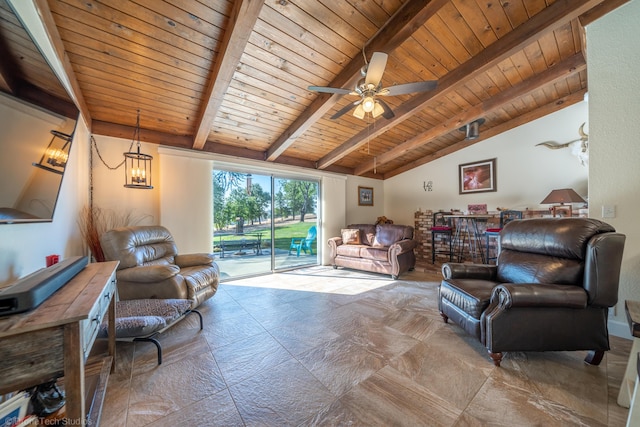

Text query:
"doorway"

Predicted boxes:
[[213, 170, 319, 280]]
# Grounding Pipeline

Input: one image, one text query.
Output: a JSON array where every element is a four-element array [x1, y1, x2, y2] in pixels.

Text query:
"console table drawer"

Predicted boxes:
[[82, 272, 116, 359]]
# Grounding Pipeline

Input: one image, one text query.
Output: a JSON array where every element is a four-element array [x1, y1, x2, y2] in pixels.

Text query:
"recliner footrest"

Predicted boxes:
[[99, 298, 202, 365]]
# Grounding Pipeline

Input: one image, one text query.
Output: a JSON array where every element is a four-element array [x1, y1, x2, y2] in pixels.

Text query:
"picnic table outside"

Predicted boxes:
[[216, 232, 263, 258]]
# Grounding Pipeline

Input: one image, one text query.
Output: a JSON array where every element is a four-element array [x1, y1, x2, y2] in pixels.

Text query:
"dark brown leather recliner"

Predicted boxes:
[[439, 217, 625, 366], [100, 225, 219, 309]]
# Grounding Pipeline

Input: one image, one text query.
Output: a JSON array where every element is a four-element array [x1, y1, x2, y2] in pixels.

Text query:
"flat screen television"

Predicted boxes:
[[0, 0, 79, 224]]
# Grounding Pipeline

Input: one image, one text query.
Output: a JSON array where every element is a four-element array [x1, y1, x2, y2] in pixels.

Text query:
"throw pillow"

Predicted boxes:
[[341, 228, 361, 245]]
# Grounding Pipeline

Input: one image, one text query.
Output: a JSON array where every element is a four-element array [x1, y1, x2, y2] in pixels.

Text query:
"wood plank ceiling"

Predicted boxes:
[[1, 0, 629, 179]]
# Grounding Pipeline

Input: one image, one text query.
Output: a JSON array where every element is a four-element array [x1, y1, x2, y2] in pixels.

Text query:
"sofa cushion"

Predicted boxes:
[[341, 228, 361, 245], [440, 279, 495, 320], [359, 246, 389, 261], [347, 224, 376, 246], [373, 224, 414, 247], [336, 244, 364, 258]]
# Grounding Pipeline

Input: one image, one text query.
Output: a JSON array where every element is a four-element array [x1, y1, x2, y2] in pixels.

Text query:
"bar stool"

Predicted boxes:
[[430, 212, 454, 264], [618, 300, 640, 409], [485, 210, 522, 263]]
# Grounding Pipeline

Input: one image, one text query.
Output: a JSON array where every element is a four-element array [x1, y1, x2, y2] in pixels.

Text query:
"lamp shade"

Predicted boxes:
[[540, 188, 586, 204]]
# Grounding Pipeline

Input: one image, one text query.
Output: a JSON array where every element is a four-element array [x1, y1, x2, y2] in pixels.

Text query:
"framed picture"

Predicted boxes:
[[552, 205, 572, 217], [358, 186, 374, 206], [459, 158, 497, 194]]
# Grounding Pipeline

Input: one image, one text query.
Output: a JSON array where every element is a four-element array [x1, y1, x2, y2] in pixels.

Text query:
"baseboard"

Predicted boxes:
[[609, 318, 632, 340]]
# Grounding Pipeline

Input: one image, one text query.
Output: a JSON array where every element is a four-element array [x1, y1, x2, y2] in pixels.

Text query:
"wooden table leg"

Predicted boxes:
[[63, 322, 85, 424], [108, 296, 116, 373]]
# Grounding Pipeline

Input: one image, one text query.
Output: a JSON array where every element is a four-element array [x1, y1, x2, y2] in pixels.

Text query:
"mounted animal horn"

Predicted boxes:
[[535, 122, 588, 149]]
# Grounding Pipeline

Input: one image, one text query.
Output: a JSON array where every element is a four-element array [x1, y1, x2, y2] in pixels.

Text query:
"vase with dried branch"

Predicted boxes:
[[78, 206, 145, 262]]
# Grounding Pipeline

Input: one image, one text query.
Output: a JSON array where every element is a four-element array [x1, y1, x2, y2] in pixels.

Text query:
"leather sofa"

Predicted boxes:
[[328, 223, 417, 279], [100, 225, 219, 309], [439, 217, 625, 366]]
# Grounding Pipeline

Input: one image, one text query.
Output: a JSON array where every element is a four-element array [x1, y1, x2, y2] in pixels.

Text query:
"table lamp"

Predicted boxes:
[[540, 188, 586, 217]]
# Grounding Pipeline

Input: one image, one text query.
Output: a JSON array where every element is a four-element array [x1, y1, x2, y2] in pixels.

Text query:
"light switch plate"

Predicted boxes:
[[602, 205, 616, 218]]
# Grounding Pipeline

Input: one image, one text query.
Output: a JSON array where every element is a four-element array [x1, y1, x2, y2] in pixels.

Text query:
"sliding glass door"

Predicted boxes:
[[213, 170, 319, 280], [273, 177, 319, 271]]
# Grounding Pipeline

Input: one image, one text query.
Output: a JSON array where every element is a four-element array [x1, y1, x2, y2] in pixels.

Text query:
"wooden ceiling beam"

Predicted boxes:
[[354, 53, 586, 175], [317, 0, 603, 170], [264, 0, 449, 161], [192, 0, 263, 150], [92, 120, 193, 149], [383, 90, 587, 179]]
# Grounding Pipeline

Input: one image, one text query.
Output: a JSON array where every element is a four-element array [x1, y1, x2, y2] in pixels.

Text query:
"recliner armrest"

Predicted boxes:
[[491, 283, 587, 309], [442, 263, 497, 280], [175, 253, 214, 268], [117, 265, 180, 283]]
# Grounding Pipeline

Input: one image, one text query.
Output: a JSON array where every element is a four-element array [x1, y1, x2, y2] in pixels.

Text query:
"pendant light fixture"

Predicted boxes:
[[32, 130, 73, 175], [123, 110, 153, 189]]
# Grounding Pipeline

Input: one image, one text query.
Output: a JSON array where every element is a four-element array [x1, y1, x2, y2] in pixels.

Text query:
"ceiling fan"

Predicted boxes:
[[308, 51, 437, 120]]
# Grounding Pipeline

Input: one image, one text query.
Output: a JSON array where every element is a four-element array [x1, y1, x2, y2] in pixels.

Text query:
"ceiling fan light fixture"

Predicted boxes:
[[372, 101, 384, 118], [362, 96, 375, 113], [353, 104, 365, 119]]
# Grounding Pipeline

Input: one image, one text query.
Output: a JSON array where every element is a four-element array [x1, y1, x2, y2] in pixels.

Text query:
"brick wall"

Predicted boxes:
[[413, 209, 566, 266]]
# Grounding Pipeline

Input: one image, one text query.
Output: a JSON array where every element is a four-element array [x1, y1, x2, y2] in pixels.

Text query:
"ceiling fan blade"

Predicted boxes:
[[308, 85, 353, 95], [331, 99, 362, 119], [365, 52, 388, 87], [376, 99, 395, 119], [379, 81, 438, 96]]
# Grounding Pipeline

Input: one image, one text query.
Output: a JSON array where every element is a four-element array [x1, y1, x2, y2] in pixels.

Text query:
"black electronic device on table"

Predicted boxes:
[[0, 256, 88, 316]]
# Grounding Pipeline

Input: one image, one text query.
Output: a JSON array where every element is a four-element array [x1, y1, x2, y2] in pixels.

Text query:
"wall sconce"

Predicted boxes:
[[459, 118, 486, 140], [32, 130, 73, 175], [540, 188, 586, 217], [423, 181, 433, 191], [123, 110, 153, 189]]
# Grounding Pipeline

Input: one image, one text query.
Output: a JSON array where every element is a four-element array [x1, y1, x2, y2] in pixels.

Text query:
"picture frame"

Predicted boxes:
[[358, 186, 374, 206], [459, 158, 497, 194], [552, 205, 572, 217]]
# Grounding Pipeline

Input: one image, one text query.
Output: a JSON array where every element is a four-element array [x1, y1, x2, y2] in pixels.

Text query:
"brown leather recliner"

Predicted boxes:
[[100, 225, 219, 309], [439, 217, 625, 366]]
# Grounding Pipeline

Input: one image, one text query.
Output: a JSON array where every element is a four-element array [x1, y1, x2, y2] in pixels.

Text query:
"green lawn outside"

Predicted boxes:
[[214, 221, 316, 251]]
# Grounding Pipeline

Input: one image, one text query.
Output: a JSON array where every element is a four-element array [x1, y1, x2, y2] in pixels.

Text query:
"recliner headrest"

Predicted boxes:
[[100, 225, 178, 269], [500, 218, 615, 260]]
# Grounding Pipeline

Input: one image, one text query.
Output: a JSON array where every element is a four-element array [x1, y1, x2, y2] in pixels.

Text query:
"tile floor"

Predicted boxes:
[[101, 267, 632, 426]]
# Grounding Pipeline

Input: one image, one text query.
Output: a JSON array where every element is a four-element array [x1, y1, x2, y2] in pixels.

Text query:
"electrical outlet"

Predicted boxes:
[[602, 205, 616, 218]]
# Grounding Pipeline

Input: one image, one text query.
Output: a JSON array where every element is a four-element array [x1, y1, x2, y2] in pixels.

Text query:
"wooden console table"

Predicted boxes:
[[0, 261, 118, 425]]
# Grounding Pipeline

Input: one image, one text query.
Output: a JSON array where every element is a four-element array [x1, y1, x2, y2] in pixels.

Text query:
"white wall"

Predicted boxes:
[[322, 176, 347, 265], [345, 175, 385, 224], [158, 148, 213, 253], [0, 117, 89, 286], [587, 0, 640, 334], [385, 102, 589, 227]]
